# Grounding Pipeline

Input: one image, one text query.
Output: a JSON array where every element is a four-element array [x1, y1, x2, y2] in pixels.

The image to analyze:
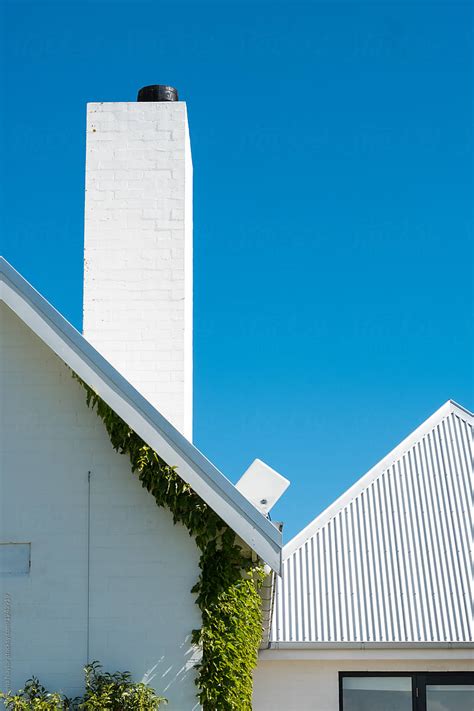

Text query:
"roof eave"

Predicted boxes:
[[260, 642, 474, 661], [0, 257, 282, 573], [266, 641, 474, 650]]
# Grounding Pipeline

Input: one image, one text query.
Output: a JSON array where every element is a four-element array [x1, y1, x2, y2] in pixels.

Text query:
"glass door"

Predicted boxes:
[[340, 672, 474, 711], [417, 673, 474, 711], [341, 675, 413, 710]]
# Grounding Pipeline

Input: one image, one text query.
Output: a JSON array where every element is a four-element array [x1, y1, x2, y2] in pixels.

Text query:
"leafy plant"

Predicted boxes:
[[74, 375, 265, 710], [0, 664, 166, 711], [0, 677, 68, 710], [80, 662, 166, 710]]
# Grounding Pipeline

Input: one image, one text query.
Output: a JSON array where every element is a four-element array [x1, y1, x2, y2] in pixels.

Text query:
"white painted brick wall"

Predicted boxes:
[[83, 102, 193, 440], [253, 658, 474, 710], [0, 303, 200, 708]]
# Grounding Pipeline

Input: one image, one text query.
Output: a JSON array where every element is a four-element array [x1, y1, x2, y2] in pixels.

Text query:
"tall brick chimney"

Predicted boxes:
[[83, 88, 193, 439]]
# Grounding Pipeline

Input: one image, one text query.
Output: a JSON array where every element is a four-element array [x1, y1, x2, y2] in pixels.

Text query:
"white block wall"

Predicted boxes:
[[253, 656, 474, 710], [83, 101, 193, 440], [0, 303, 200, 708]]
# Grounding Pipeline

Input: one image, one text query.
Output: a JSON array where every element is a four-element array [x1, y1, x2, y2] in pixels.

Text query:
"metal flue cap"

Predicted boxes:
[[137, 85, 179, 102]]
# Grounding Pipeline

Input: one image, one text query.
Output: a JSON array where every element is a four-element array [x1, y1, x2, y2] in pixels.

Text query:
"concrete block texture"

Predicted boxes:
[[253, 658, 474, 710], [0, 303, 200, 708], [83, 102, 193, 440]]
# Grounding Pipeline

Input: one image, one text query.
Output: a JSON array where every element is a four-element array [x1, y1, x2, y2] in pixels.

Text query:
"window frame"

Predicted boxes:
[[339, 671, 474, 711], [415, 671, 474, 710]]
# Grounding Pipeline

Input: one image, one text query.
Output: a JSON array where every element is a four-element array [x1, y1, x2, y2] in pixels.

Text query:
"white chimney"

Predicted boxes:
[[83, 87, 193, 439]]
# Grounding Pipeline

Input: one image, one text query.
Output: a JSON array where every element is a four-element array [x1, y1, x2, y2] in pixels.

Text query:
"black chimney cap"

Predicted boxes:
[[137, 85, 179, 102]]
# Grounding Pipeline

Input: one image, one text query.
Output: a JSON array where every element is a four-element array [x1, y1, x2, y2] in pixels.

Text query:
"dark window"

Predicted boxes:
[[341, 675, 412, 711], [340, 672, 474, 711]]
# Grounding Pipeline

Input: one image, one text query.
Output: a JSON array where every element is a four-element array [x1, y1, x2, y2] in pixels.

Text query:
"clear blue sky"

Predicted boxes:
[[1, 1, 472, 540]]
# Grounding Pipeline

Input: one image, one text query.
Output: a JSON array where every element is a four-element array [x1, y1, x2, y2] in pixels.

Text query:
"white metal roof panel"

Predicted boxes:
[[272, 401, 473, 644]]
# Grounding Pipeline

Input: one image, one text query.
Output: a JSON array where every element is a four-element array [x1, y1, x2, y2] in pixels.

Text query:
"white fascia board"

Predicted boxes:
[[260, 645, 474, 662], [0, 258, 281, 573], [284, 399, 473, 559]]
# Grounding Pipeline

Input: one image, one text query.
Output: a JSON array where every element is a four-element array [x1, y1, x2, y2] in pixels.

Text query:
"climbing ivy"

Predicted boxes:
[[73, 375, 265, 710]]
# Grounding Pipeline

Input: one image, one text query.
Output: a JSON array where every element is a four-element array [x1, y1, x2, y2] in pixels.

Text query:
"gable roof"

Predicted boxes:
[[0, 257, 281, 573], [271, 400, 473, 646]]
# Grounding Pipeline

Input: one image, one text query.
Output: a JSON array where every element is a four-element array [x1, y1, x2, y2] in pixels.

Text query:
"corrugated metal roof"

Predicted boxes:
[[272, 401, 473, 645]]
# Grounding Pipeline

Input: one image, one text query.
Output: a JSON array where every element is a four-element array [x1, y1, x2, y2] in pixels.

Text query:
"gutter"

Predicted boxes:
[[260, 642, 474, 661], [267, 642, 474, 649], [259, 568, 276, 650]]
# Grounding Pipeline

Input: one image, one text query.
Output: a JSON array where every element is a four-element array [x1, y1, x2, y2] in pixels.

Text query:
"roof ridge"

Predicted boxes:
[[283, 399, 472, 559]]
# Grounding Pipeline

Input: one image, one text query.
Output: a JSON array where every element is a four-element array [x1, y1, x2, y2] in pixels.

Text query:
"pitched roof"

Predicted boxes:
[[271, 400, 473, 646], [0, 257, 282, 573]]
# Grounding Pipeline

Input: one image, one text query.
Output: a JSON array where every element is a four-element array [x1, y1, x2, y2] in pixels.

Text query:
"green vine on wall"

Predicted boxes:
[[73, 375, 265, 710]]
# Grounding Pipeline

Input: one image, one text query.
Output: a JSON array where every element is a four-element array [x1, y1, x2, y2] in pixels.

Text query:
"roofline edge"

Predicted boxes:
[[0, 256, 282, 573], [284, 398, 473, 559]]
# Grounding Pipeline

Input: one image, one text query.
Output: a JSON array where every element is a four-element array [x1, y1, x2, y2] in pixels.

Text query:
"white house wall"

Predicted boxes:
[[253, 655, 474, 711], [0, 303, 201, 708], [0, 257, 282, 574]]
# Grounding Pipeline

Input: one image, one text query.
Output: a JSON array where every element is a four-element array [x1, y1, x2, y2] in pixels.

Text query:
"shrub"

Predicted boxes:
[[0, 677, 67, 710], [0, 663, 167, 710], [80, 662, 166, 710]]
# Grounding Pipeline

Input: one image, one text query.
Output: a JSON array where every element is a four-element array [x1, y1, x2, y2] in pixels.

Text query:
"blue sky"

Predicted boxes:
[[1, 1, 472, 540]]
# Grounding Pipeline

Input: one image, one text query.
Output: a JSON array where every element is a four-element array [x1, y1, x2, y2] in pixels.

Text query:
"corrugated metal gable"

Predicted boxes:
[[272, 403, 473, 644]]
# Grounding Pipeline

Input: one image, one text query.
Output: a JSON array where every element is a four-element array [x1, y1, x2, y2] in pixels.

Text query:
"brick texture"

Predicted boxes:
[[83, 102, 193, 439], [0, 303, 200, 708]]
